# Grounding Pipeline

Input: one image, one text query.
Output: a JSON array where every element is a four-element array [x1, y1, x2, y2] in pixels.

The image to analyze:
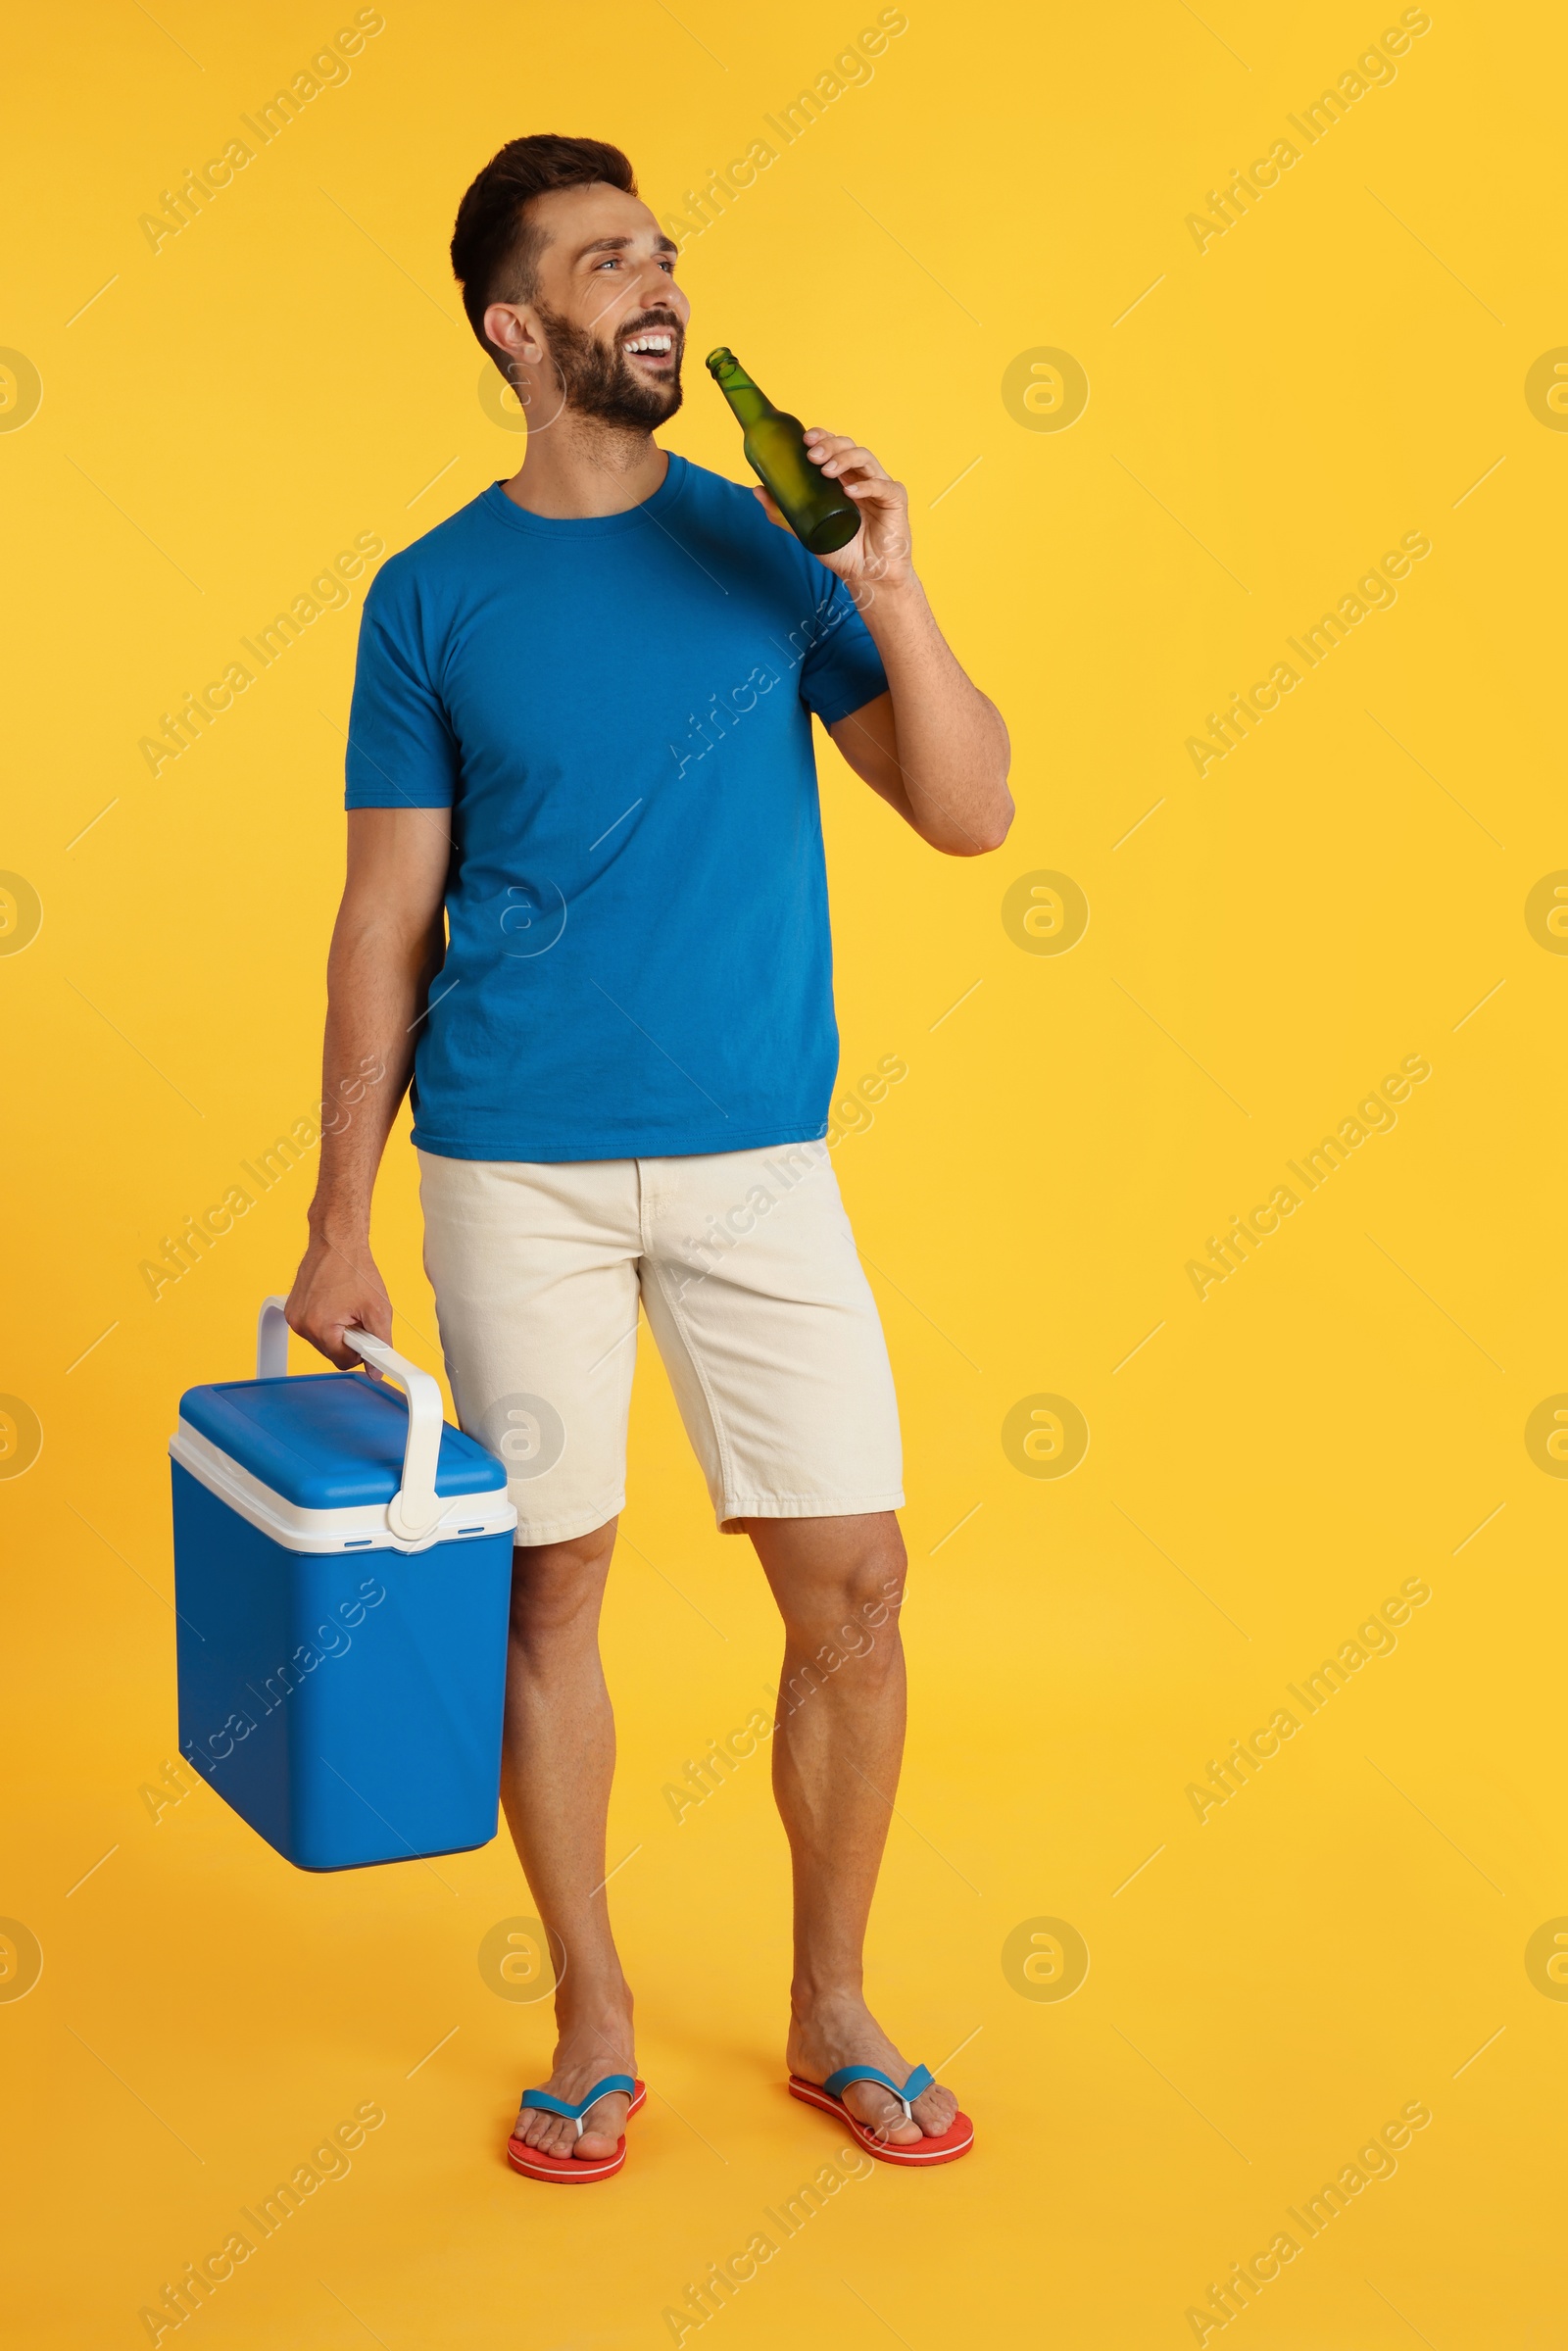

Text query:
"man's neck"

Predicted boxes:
[[502, 415, 667, 520]]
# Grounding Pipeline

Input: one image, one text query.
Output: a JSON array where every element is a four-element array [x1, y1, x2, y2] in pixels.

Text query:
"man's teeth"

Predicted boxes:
[[624, 334, 673, 354]]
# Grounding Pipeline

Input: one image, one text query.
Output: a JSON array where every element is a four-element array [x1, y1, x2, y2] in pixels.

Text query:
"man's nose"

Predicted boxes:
[[635, 261, 688, 318]]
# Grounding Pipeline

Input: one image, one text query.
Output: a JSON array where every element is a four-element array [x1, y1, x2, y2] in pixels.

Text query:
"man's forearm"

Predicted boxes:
[[857, 577, 1012, 854], [288, 808, 451, 1366], [308, 915, 432, 1243]]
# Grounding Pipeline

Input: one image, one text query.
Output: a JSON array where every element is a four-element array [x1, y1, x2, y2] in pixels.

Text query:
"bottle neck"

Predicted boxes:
[[710, 357, 772, 428]]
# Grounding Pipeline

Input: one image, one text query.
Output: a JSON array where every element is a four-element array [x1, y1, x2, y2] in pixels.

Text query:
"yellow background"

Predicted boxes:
[[4, 0, 1563, 2341]]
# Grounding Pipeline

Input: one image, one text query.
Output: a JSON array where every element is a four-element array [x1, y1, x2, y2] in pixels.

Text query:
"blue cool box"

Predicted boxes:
[[171, 1309, 517, 1871]]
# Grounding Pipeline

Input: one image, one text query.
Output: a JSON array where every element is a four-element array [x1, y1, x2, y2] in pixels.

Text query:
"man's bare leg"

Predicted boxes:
[[501, 1517, 635, 2163], [747, 1511, 959, 2146]]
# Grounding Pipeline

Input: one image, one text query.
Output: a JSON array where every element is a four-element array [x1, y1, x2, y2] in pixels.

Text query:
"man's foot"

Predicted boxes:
[[786, 1990, 958, 2145], [511, 2013, 636, 2162]]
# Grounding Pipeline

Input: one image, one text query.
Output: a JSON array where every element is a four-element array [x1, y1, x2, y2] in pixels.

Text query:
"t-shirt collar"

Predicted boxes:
[[479, 450, 691, 539]]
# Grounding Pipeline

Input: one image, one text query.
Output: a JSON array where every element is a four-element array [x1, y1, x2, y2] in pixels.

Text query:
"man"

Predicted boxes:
[[286, 133, 1011, 2174]]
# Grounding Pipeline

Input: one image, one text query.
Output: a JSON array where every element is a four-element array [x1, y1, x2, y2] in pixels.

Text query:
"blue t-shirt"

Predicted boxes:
[[344, 454, 888, 1163]]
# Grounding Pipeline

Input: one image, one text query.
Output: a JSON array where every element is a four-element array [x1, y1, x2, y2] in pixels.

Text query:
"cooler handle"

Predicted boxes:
[[343, 1327, 447, 1542], [255, 1295, 447, 1543], [257, 1295, 291, 1378]]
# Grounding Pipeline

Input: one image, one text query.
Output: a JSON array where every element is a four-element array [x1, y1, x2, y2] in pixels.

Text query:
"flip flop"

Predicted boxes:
[[507, 2074, 646, 2182], [788, 2063, 974, 2167]]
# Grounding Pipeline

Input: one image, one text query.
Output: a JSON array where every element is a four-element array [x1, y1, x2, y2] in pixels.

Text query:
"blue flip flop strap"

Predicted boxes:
[[822, 2063, 934, 2105], [518, 2072, 636, 2120]]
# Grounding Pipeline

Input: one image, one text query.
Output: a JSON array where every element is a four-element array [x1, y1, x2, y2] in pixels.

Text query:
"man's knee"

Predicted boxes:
[[846, 1523, 906, 1622], [509, 1521, 616, 1638], [793, 1519, 906, 1659]]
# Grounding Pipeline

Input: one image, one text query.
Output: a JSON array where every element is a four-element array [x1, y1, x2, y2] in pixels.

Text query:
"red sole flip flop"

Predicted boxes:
[[507, 2080, 646, 2182], [788, 2070, 974, 2167]]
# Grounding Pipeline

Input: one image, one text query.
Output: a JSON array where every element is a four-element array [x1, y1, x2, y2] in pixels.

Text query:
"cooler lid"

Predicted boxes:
[[177, 1372, 507, 1511]]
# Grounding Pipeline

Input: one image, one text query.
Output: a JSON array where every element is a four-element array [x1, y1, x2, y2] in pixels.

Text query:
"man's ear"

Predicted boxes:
[[483, 302, 542, 368]]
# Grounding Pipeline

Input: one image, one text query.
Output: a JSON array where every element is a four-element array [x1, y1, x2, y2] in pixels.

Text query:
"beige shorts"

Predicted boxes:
[[417, 1141, 905, 1543]]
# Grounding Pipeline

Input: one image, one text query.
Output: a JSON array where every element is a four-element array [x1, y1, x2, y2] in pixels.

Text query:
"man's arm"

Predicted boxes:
[[826, 681, 1008, 857], [757, 428, 1013, 857], [285, 806, 451, 1367]]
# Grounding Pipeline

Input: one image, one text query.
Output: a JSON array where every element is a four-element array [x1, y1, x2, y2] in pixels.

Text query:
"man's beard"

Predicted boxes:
[[535, 302, 684, 430]]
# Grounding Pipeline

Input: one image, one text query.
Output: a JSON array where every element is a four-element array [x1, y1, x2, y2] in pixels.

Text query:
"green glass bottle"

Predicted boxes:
[[706, 348, 861, 555]]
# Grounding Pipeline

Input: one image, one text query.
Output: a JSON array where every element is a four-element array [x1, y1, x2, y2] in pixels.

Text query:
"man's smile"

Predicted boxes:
[[619, 318, 682, 372]]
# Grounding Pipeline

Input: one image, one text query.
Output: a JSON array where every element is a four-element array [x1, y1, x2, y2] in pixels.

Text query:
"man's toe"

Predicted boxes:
[[573, 2094, 627, 2158], [911, 2088, 957, 2137], [848, 2087, 919, 2143]]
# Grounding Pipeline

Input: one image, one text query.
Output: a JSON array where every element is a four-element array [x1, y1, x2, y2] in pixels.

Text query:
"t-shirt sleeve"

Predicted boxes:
[[797, 574, 889, 725], [344, 572, 461, 808]]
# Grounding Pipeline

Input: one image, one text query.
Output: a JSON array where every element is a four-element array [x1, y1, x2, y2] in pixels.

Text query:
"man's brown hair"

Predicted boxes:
[[450, 134, 637, 356]]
